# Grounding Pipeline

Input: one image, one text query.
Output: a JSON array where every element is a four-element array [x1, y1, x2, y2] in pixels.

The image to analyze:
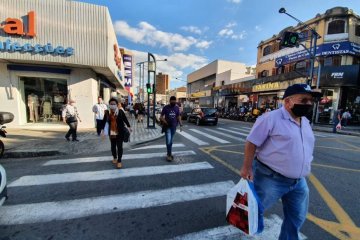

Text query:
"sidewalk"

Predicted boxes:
[[312, 124, 360, 137], [1, 114, 163, 159]]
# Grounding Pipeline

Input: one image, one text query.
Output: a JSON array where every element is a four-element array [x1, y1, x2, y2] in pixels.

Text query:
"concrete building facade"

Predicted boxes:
[[0, 0, 127, 128], [156, 73, 169, 95]]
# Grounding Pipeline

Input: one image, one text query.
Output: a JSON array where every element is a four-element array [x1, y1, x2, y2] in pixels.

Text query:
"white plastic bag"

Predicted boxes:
[[336, 122, 342, 130], [226, 178, 263, 236]]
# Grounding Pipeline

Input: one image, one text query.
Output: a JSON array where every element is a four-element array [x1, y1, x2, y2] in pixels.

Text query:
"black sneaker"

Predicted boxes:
[[72, 139, 79, 142], [166, 155, 172, 161], [65, 137, 70, 141]]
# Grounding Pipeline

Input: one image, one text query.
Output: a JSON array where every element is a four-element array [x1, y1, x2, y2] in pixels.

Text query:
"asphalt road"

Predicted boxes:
[[0, 118, 359, 240]]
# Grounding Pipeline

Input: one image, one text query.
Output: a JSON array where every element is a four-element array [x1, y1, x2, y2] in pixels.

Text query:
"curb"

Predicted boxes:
[[3, 150, 62, 159], [312, 127, 360, 137]]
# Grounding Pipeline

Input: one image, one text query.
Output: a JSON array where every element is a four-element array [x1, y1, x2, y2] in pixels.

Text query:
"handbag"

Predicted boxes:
[[123, 126, 130, 142]]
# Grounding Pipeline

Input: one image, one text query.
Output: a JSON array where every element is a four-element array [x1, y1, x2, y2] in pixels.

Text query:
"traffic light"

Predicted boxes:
[[146, 83, 152, 94], [281, 31, 299, 48]]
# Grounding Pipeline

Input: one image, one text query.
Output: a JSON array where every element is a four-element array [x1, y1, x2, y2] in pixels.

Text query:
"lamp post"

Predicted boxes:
[[279, 8, 322, 125]]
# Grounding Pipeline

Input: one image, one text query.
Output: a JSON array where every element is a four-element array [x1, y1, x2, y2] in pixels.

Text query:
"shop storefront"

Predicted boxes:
[[0, 0, 126, 128]]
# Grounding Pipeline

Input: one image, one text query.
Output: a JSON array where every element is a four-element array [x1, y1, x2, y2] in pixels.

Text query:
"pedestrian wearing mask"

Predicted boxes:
[[240, 84, 321, 240], [160, 96, 183, 161], [102, 98, 131, 169], [62, 99, 82, 142], [92, 96, 108, 136]]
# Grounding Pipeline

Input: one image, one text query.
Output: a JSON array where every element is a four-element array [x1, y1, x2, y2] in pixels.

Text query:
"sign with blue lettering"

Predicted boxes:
[[275, 41, 360, 67], [0, 39, 74, 56]]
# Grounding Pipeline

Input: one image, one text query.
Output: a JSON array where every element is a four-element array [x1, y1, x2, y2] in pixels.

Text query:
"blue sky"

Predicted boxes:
[[81, 0, 360, 89]]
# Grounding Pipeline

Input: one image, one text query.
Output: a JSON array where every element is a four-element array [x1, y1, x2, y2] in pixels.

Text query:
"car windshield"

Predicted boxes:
[[201, 108, 217, 115]]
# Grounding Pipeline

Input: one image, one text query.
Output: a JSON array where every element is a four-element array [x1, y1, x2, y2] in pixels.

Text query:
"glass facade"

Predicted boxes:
[[20, 77, 68, 123]]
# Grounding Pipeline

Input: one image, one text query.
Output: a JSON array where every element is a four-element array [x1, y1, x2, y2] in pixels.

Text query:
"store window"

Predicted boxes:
[[263, 45, 271, 56], [295, 61, 307, 71], [327, 20, 346, 34], [20, 77, 67, 123]]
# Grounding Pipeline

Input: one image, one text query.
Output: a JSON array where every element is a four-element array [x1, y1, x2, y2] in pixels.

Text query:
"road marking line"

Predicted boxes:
[[131, 144, 185, 150], [210, 149, 244, 155], [312, 163, 360, 172], [202, 128, 246, 142], [217, 128, 248, 137], [0, 181, 235, 225], [200, 148, 239, 175], [170, 214, 307, 240], [308, 174, 360, 239], [177, 130, 209, 146], [43, 151, 196, 166], [335, 138, 360, 151], [228, 127, 250, 133], [189, 129, 230, 144], [315, 145, 360, 153], [10, 161, 210, 187]]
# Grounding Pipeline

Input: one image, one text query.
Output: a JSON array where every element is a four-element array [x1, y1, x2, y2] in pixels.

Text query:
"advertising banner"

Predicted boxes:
[[123, 54, 132, 87]]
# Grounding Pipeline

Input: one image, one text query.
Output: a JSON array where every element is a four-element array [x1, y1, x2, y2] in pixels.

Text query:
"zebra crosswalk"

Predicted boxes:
[[173, 126, 334, 147], [0, 129, 309, 239]]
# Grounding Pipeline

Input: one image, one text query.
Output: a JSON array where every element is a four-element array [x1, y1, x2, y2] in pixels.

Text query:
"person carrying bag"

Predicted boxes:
[[102, 98, 131, 169], [62, 99, 81, 142]]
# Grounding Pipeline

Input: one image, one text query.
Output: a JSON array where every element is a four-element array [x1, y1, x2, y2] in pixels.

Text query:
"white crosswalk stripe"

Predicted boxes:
[[43, 150, 196, 166], [131, 143, 185, 150], [177, 130, 209, 146], [202, 128, 246, 142], [170, 214, 307, 240], [9, 162, 213, 187], [189, 129, 230, 144], [229, 126, 251, 133], [0, 181, 235, 225], [217, 127, 249, 137]]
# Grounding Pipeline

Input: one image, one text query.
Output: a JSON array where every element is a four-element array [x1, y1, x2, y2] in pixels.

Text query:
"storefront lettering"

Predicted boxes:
[[0, 11, 36, 37], [253, 82, 281, 92], [331, 72, 344, 79], [0, 39, 74, 56]]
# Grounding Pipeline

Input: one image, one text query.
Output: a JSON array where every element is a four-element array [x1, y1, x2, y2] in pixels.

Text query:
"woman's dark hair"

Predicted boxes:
[[109, 98, 118, 104]]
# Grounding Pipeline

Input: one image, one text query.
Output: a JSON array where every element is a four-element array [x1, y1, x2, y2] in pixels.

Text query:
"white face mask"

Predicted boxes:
[[109, 105, 117, 110]]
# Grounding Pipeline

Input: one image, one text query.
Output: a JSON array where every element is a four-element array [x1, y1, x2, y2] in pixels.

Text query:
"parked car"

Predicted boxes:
[[187, 107, 218, 126], [181, 107, 192, 120], [0, 164, 7, 206]]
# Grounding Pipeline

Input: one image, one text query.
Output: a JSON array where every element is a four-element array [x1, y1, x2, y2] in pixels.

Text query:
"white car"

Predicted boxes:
[[0, 164, 7, 206]]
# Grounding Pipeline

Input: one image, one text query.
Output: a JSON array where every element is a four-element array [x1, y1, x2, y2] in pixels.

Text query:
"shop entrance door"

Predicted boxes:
[[20, 77, 68, 124]]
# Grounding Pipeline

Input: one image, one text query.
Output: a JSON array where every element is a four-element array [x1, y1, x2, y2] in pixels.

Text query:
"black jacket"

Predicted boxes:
[[103, 110, 130, 138]]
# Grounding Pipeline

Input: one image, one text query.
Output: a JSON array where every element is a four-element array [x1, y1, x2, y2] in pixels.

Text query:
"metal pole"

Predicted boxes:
[[141, 63, 145, 102], [147, 57, 151, 128], [308, 32, 318, 85]]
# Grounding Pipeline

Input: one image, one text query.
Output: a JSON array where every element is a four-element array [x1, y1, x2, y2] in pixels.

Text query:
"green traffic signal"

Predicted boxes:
[[146, 83, 152, 94], [281, 31, 299, 47]]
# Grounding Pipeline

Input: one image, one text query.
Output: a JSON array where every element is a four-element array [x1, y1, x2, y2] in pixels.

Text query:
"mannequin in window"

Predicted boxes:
[[41, 94, 53, 120], [28, 93, 39, 123]]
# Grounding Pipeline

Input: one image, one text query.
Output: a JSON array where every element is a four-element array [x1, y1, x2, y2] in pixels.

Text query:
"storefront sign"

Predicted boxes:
[[275, 41, 360, 67], [0, 39, 74, 56], [123, 54, 132, 87], [252, 82, 281, 92], [0, 11, 36, 37], [190, 91, 206, 98], [320, 65, 360, 87]]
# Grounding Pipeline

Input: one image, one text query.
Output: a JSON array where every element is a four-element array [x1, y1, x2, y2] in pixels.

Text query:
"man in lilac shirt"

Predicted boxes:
[[240, 84, 321, 240]]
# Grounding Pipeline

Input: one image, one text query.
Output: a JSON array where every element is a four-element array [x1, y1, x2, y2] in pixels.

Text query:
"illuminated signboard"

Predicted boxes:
[[123, 54, 132, 87]]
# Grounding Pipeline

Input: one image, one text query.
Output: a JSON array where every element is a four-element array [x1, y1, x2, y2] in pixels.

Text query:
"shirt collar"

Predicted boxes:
[[281, 106, 300, 125]]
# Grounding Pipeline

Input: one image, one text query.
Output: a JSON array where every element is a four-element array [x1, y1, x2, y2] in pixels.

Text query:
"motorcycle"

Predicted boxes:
[[0, 112, 14, 158]]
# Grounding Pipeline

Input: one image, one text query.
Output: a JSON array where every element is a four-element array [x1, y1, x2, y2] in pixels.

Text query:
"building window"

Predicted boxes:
[[263, 45, 271, 56], [221, 81, 225, 86], [327, 20, 346, 34], [333, 56, 342, 66], [356, 25, 360, 36], [295, 61, 307, 71], [260, 70, 269, 77]]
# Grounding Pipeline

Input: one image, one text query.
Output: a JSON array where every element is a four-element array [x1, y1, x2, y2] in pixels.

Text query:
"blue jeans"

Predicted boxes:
[[254, 161, 309, 240], [165, 127, 176, 156]]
